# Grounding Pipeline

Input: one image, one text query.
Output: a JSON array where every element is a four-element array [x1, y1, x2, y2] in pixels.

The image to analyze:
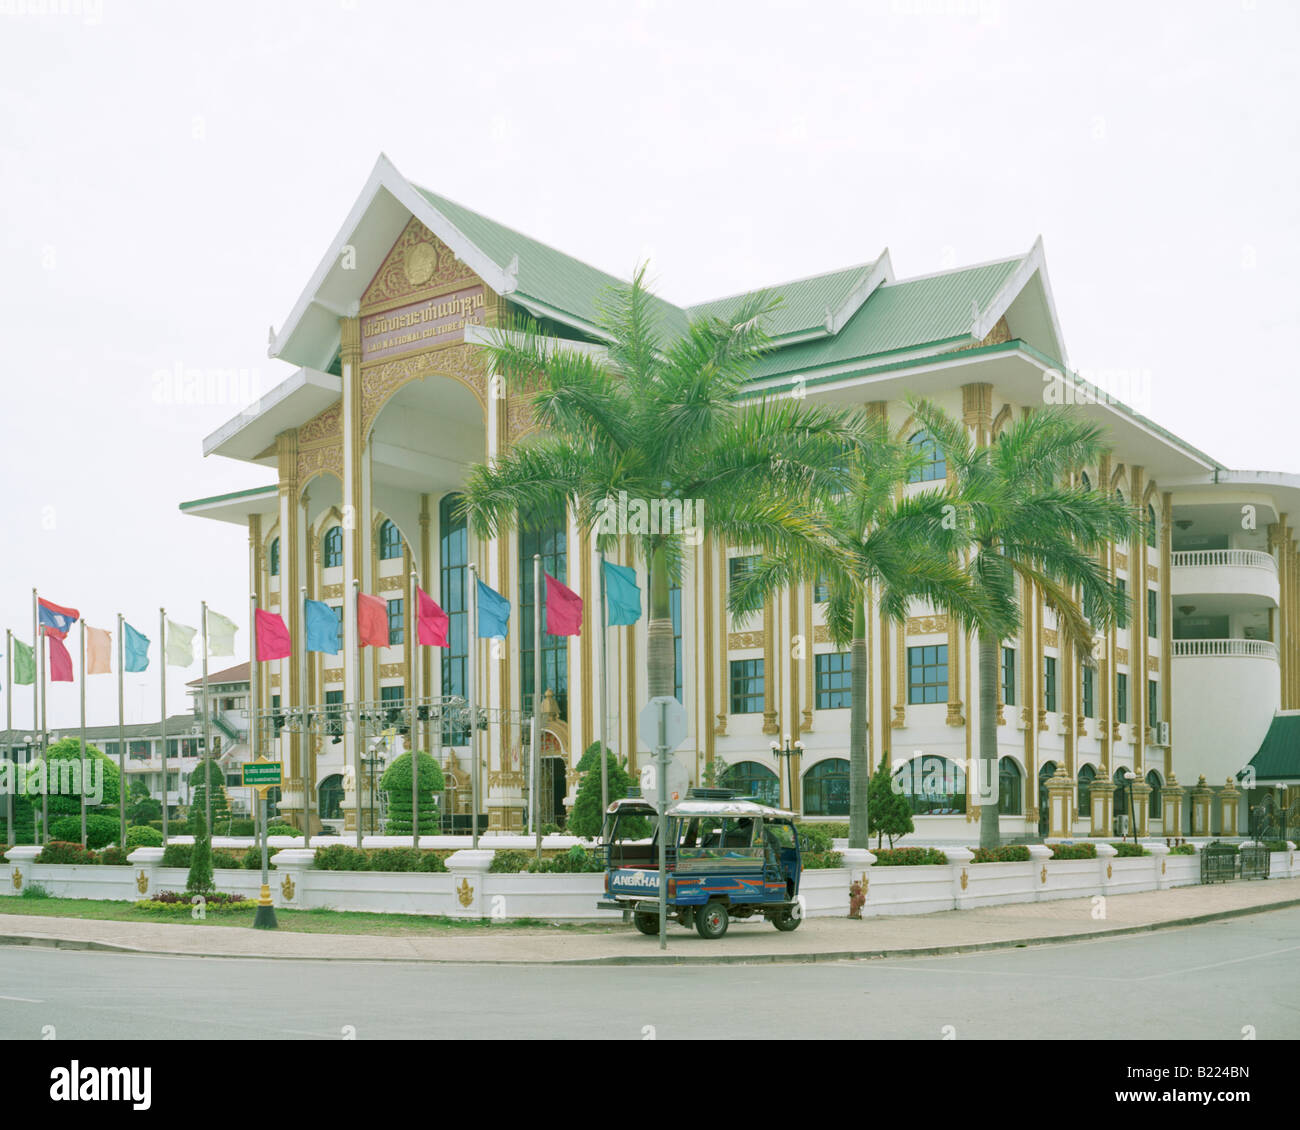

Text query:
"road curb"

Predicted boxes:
[[3, 896, 1300, 966]]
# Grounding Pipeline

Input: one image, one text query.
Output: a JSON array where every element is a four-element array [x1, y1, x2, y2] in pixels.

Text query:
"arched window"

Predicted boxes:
[[520, 505, 568, 719], [803, 758, 849, 816], [893, 755, 966, 815], [269, 537, 280, 577], [378, 519, 403, 560], [1080, 471, 1092, 491], [1146, 771, 1162, 819], [1037, 761, 1057, 836], [323, 526, 343, 569], [1077, 764, 1096, 812], [1113, 766, 1131, 816], [907, 430, 946, 483], [1146, 503, 1157, 549], [998, 757, 1022, 816], [720, 761, 780, 808]]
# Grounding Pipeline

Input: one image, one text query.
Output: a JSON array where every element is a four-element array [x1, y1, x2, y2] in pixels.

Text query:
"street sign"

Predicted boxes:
[[241, 758, 283, 792], [638, 696, 686, 753]]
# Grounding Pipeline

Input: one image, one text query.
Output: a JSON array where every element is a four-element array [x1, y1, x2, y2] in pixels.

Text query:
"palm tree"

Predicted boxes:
[[727, 414, 987, 849], [908, 399, 1143, 849], [461, 265, 865, 728]]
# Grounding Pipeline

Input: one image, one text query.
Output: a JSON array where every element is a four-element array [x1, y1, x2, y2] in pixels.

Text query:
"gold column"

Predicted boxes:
[[763, 595, 778, 735], [276, 430, 301, 793], [802, 582, 815, 733], [1130, 466, 1145, 771], [249, 514, 265, 724], [703, 535, 715, 767], [1160, 492, 1173, 781], [1022, 579, 1036, 822], [893, 618, 906, 729]]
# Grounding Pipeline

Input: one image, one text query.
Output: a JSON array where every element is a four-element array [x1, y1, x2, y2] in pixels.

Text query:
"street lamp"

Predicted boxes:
[[1122, 769, 1137, 844], [770, 734, 805, 811]]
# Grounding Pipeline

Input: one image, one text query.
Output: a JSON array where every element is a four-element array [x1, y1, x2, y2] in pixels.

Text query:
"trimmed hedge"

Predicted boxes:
[[311, 845, 450, 872], [1170, 843, 1197, 855], [800, 850, 844, 869], [799, 822, 849, 839], [36, 841, 97, 865], [1109, 842, 1148, 857], [1049, 843, 1097, 860], [98, 846, 129, 866], [488, 850, 530, 874], [526, 846, 603, 873], [869, 847, 948, 866], [242, 846, 273, 871], [1257, 840, 1289, 853], [126, 825, 163, 848], [49, 814, 120, 849], [796, 825, 835, 853], [970, 845, 1030, 863]]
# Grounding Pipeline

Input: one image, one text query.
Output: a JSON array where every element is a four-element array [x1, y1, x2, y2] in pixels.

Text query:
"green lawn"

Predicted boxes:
[[0, 895, 622, 937]]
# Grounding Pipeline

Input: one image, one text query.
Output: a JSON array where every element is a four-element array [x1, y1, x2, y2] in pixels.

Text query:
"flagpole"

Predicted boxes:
[[116, 615, 126, 849], [352, 577, 363, 848], [35, 589, 47, 843], [5, 629, 13, 850], [298, 586, 309, 841], [533, 554, 542, 860], [78, 620, 87, 847], [598, 550, 609, 817], [468, 562, 479, 850], [201, 601, 212, 830], [248, 595, 258, 765], [409, 570, 420, 851], [159, 609, 168, 845]]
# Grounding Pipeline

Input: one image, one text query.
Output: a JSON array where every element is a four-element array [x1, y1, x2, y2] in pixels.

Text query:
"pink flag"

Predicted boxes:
[[545, 573, 583, 636], [358, 593, 389, 647], [255, 609, 291, 661], [416, 586, 449, 647], [47, 632, 74, 682], [86, 626, 112, 674]]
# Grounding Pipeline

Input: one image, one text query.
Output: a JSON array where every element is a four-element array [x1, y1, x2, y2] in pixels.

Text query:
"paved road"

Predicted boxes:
[[3, 906, 1299, 1039]]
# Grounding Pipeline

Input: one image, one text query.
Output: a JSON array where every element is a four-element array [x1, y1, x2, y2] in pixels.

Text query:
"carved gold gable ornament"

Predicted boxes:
[[280, 875, 296, 902], [456, 878, 474, 908]]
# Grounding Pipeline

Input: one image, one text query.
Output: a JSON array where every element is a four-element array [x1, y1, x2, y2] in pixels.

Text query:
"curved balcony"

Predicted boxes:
[[1171, 549, 1278, 607], [1171, 638, 1278, 661]]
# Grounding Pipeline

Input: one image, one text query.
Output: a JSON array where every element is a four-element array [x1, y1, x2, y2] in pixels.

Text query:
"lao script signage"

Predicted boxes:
[[360, 284, 487, 362]]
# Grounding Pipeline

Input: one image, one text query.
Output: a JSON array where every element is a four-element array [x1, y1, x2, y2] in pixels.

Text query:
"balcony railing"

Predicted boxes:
[[1172, 549, 1277, 573], [1171, 638, 1278, 661]]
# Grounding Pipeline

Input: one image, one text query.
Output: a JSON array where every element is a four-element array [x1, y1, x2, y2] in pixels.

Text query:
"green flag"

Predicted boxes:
[[11, 639, 34, 685]]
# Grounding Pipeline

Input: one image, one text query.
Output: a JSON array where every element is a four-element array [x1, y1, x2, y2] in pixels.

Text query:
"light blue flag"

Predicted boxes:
[[602, 560, 642, 626], [476, 578, 510, 639], [305, 599, 341, 654], [124, 622, 150, 672]]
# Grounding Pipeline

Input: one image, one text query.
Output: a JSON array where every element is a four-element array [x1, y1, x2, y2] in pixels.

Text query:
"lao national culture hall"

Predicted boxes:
[[182, 154, 1300, 842]]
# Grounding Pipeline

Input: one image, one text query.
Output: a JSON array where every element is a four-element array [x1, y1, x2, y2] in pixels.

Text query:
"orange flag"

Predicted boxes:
[[86, 626, 112, 674]]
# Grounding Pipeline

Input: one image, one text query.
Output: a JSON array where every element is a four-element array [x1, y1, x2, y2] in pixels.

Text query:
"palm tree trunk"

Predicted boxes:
[[646, 542, 675, 700], [978, 627, 1001, 849], [848, 600, 869, 849]]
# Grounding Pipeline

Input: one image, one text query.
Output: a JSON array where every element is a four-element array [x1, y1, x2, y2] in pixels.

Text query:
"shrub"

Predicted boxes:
[[187, 807, 214, 896], [800, 822, 849, 839], [801, 850, 844, 869], [187, 759, 231, 831], [37, 840, 97, 865], [242, 845, 274, 871], [526, 845, 604, 873], [217, 818, 256, 837], [313, 844, 370, 871], [30, 738, 121, 815], [380, 751, 445, 835], [1257, 840, 1289, 853], [366, 847, 423, 872], [419, 851, 449, 872], [21, 882, 51, 899], [97, 846, 129, 866], [971, 845, 1031, 863], [1049, 842, 1097, 860], [161, 844, 192, 868], [125, 825, 163, 849], [1109, 842, 1148, 857], [796, 825, 835, 853], [489, 849, 530, 874], [568, 743, 637, 839], [145, 889, 249, 905], [211, 848, 241, 869], [1170, 843, 1197, 855], [49, 813, 120, 849], [870, 847, 948, 866], [266, 824, 304, 838], [126, 779, 162, 826], [868, 761, 914, 848]]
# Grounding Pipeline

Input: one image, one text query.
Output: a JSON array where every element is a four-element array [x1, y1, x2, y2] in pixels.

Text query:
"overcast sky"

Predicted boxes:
[[0, 0, 1296, 730]]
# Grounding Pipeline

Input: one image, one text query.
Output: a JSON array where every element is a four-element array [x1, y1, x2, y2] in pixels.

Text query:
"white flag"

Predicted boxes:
[[166, 620, 197, 667], [207, 610, 238, 657]]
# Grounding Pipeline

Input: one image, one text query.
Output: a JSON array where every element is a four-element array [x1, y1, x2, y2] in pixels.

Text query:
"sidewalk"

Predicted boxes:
[[3, 879, 1299, 965]]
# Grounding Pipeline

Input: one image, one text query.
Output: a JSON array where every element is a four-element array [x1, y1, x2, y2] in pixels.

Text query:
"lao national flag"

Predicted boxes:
[[255, 609, 291, 661], [357, 593, 389, 648], [545, 573, 582, 636], [38, 598, 80, 640], [416, 587, 449, 647], [47, 633, 74, 682]]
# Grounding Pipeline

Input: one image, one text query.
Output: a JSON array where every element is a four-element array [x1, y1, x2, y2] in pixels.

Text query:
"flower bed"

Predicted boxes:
[[970, 846, 1030, 863], [869, 847, 948, 866]]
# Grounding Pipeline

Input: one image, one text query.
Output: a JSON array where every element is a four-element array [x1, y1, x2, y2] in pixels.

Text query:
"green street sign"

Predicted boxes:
[[242, 760, 284, 789]]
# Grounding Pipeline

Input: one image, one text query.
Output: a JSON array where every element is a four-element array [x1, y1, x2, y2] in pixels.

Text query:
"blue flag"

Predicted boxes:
[[476, 577, 510, 639], [305, 599, 341, 654], [124, 622, 150, 672], [602, 560, 642, 626]]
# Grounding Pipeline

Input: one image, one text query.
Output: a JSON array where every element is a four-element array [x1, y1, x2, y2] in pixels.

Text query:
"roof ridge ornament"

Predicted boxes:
[[503, 253, 519, 294]]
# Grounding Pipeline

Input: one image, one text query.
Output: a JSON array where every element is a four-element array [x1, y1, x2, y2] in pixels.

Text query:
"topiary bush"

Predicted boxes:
[[49, 813, 120, 849], [1109, 842, 1148, 857], [971, 845, 1031, 863], [380, 751, 445, 835], [567, 743, 638, 839], [30, 738, 121, 815], [1049, 842, 1097, 860], [186, 807, 214, 896], [868, 760, 914, 848], [313, 844, 370, 871], [869, 847, 948, 866], [125, 825, 163, 849], [187, 759, 231, 831], [488, 849, 530, 874], [126, 779, 162, 826], [365, 847, 424, 872]]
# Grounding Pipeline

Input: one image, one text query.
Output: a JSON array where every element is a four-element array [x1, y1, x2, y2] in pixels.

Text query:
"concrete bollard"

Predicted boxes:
[[269, 848, 316, 909], [444, 849, 495, 918], [2, 845, 43, 898], [126, 847, 166, 900]]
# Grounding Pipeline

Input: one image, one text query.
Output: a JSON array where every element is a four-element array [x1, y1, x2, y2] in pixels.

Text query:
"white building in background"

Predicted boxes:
[[179, 154, 1299, 841]]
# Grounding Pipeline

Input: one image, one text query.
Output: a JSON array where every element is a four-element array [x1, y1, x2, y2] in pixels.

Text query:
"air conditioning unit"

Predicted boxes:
[[1157, 721, 1170, 746]]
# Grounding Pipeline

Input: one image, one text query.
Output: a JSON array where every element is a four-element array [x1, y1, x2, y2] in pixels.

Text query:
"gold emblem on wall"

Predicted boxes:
[[456, 878, 474, 908], [11, 869, 21, 891], [404, 241, 438, 287], [1161, 858, 1166, 875], [1040, 865, 1048, 884], [135, 870, 148, 894], [960, 868, 968, 891], [1106, 863, 1113, 879], [280, 875, 296, 902]]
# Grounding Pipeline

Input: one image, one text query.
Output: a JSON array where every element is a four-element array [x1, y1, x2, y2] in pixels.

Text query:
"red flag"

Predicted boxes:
[[545, 573, 583, 636], [358, 593, 389, 647], [255, 609, 291, 661], [47, 633, 74, 681], [416, 586, 449, 647]]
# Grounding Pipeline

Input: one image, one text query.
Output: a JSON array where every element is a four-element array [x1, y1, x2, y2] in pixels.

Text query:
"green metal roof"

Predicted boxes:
[[686, 262, 878, 340], [1240, 714, 1300, 782], [179, 484, 277, 511]]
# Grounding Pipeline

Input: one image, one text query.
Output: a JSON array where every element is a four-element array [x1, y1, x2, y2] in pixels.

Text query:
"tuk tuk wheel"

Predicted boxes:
[[695, 900, 729, 940], [772, 908, 801, 932], [633, 912, 659, 936]]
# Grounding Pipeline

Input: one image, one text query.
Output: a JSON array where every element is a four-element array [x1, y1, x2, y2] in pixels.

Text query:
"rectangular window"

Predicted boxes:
[[729, 659, 764, 714], [1148, 679, 1159, 724], [1001, 647, 1016, 707], [324, 689, 344, 737], [1082, 666, 1095, 718], [520, 509, 568, 718], [815, 652, 852, 709], [729, 555, 759, 593], [907, 644, 948, 705], [1044, 656, 1057, 713], [1147, 589, 1158, 638], [813, 573, 830, 603], [670, 582, 683, 704], [1117, 673, 1128, 723], [380, 684, 404, 726], [333, 604, 344, 639], [1116, 578, 1128, 629], [387, 598, 404, 645]]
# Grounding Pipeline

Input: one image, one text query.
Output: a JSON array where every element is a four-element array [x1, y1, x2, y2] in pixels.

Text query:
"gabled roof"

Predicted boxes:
[[187, 661, 250, 688], [1239, 712, 1300, 782]]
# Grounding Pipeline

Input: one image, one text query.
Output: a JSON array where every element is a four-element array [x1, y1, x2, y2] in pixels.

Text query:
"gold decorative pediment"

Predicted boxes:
[[728, 631, 763, 650], [321, 584, 344, 599], [1116, 648, 1129, 665], [813, 625, 830, 644], [361, 217, 482, 314], [378, 575, 404, 592], [1044, 629, 1058, 648], [360, 342, 489, 439], [1147, 655, 1159, 672], [906, 615, 947, 635], [379, 663, 405, 679], [324, 669, 344, 685]]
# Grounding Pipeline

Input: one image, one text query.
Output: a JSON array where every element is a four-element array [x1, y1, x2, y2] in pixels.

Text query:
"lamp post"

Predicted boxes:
[[1122, 769, 1137, 844], [770, 734, 804, 811]]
